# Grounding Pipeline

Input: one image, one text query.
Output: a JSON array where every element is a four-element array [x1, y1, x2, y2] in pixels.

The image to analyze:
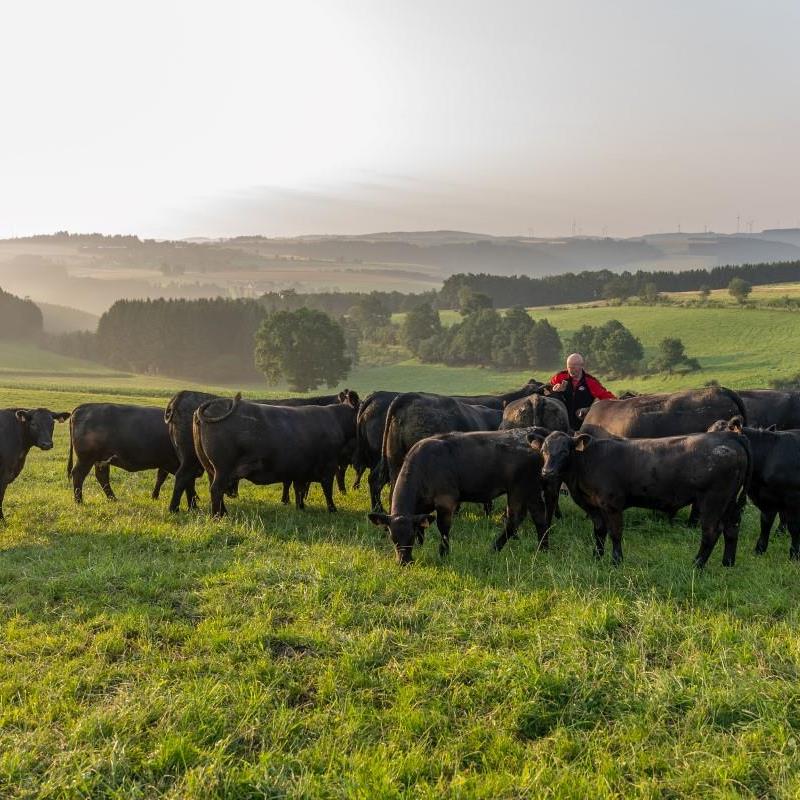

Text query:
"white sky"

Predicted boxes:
[[1, 0, 799, 239]]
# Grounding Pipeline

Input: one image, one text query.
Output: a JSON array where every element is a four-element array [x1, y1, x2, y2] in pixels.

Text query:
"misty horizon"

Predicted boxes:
[[2, 1, 799, 241]]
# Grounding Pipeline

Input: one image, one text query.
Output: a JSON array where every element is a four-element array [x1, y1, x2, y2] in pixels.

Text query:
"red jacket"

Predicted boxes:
[[549, 370, 616, 400]]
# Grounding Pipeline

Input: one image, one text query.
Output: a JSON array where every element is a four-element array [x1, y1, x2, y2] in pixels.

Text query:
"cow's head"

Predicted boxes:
[[534, 430, 592, 479], [338, 388, 361, 409], [367, 511, 435, 565], [707, 415, 744, 433], [15, 408, 70, 450]]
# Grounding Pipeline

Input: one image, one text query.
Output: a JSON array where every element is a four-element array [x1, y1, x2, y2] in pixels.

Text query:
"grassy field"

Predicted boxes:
[[393, 303, 800, 393], [1, 306, 800, 797]]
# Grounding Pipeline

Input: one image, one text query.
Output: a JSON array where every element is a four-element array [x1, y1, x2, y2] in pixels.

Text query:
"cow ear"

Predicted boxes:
[[413, 513, 435, 528], [574, 433, 593, 451], [15, 409, 31, 422], [367, 512, 390, 528], [766, 423, 778, 432], [337, 391, 346, 402], [527, 433, 543, 450], [53, 411, 71, 422], [728, 415, 744, 432]]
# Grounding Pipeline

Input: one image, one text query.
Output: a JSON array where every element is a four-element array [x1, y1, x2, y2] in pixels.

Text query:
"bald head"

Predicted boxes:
[[566, 353, 585, 380]]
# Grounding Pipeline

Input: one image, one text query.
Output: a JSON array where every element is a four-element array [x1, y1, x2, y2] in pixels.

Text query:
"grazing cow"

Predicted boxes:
[[367, 429, 550, 564], [709, 416, 800, 559], [164, 389, 359, 512], [580, 386, 748, 439], [500, 394, 570, 432], [738, 390, 800, 430], [68, 403, 180, 503], [354, 381, 541, 512], [380, 393, 503, 499], [192, 394, 357, 517], [0, 408, 70, 520], [536, 430, 750, 567]]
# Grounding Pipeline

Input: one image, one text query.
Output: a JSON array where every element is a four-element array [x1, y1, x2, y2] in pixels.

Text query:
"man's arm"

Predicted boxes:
[[549, 371, 568, 392], [586, 375, 615, 400]]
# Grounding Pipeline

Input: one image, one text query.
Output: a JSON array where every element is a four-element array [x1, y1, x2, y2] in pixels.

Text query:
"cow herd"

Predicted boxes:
[[2, 382, 800, 569]]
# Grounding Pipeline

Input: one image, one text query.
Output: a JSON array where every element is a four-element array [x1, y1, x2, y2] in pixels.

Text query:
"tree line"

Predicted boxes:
[[439, 259, 800, 308], [0, 287, 43, 340]]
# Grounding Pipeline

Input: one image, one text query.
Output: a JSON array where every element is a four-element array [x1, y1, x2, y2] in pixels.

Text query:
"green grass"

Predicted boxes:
[[2, 307, 800, 796], [1, 364, 800, 797]]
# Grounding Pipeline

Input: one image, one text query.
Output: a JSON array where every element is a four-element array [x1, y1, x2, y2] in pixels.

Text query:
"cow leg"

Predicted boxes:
[[368, 468, 385, 513], [71, 457, 93, 504], [687, 501, 701, 527], [0, 480, 6, 521], [606, 510, 624, 565], [151, 468, 169, 500], [694, 518, 723, 568], [321, 474, 337, 513], [778, 511, 788, 534], [94, 463, 116, 501], [493, 495, 525, 552], [785, 515, 800, 560], [588, 511, 607, 559], [755, 509, 778, 555], [543, 480, 560, 528], [282, 481, 291, 505], [169, 463, 196, 513], [225, 478, 239, 499], [720, 506, 741, 568], [528, 491, 550, 550], [352, 466, 365, 491], [482, 500, 493, 517], [435, 505, 453, 557], [336, 465, 347, 495], [294, 481, 309, 510], [209, 471, 231, 517]]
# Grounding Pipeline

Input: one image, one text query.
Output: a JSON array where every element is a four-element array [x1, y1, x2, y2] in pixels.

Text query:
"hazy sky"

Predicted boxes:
[[2, 1, 799, 239]]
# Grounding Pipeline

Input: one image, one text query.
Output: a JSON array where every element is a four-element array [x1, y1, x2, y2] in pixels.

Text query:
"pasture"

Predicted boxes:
[[2, 338, 800, 798]]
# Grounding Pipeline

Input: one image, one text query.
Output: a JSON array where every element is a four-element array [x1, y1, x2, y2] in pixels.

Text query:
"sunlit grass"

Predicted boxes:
[[1, 376, 800, 796]]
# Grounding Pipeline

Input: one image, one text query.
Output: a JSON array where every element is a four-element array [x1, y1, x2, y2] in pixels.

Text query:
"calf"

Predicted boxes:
[[380, 393, 502, 499], [0, 408, 70, 520], [368, 429, 550, 564], [709, 416, 800, 559], [69, 403, 179, 503], [192, 394, 357, 516], [536, 430, 750, 567]]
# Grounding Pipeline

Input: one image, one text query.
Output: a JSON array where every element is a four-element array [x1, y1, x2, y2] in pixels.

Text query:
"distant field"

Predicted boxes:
[[665, 281, 800, 302], [393, 304, 800, 392], [1, 357, 800, 795]]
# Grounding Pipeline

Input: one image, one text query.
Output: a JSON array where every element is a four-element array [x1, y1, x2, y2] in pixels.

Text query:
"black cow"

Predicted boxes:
[[368, 429, 550, 564], [192, 394, 357, 517], [580, 386, 748, 439], [0, 408, 70, 520], [68, 403, 180, 503], [164, 389, 359, 512], [738, 390, 800, 430], [354, 382, 541, 512], [380, 393, 503, 500], [500, 394, 570, 432], [536, 430, 750, 567], [709, 416, 800, 559]]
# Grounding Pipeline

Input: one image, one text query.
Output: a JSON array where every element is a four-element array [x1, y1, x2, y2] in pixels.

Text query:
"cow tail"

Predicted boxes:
[[66, 426, 73, 481], [197, 392, 241, 424], [379, 394, 411, 488], [720, 386, 748, 427], [353, 394, 374, 475]]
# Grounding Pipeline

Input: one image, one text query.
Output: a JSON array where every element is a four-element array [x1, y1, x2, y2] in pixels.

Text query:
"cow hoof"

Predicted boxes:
[[789, 549, 800, 561], [754, 543, 767, 555], [722, 558, 735, 567]]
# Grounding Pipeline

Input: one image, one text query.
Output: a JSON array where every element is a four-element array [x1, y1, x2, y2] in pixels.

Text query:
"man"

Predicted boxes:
[[548, 352, 615, 429]]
